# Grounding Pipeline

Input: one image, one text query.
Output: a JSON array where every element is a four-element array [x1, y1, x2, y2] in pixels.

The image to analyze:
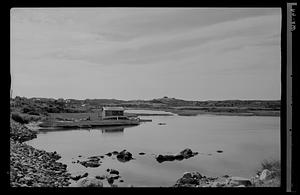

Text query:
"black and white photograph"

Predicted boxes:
[[10, 7, 284, 188]]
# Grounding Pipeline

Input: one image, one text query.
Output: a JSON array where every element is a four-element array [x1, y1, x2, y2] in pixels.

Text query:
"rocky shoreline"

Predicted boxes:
[[173, 169, 280, 187], [10, 118, 279, 188], [10, 119, 72, 187]]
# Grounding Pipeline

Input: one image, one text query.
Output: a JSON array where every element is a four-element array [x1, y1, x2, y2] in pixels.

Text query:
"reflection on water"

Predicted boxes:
[[101, 126, 124, 136], [38, 125, 138, 135], [26, 112, 280, 187]]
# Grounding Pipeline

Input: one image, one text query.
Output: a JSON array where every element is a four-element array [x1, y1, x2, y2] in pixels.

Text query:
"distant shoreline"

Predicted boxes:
[[126, 107, 280, 117]]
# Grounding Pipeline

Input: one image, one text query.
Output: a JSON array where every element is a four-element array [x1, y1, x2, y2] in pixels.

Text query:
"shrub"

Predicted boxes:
[[22, 105, 35, 113], [11, 112, 42, 124], [11, 112, 29, 124]]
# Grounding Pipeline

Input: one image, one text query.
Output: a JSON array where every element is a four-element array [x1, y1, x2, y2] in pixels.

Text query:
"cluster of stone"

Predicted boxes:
[[78, 156, 102, 168], [104, 150, 134, 162], [174, 172, 253, 187], [10, 140, 71, 187], [10, 119, 37, 142], [156, 148, 198, 163], [75, 168, 123, 187], [10, 118, 71, 187]]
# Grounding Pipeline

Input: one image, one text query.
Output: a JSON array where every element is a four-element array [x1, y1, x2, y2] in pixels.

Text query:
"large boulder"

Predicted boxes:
[[259, 169, 272, 181], [88, 156, 100, 161], [229, 177, 252, 187], [109, 169, 119, 175], [174, 155, 184, 160], [80, 160, 100, 168], [174, 172, 203, 187], [156, 155, 176, 163], [95, 175, 106, 180], [107, 176, 115, 184], [71, 172, 88, 181], [116, 150, 134, 162], [156, 148, 198, 163], [77, 177, 103, 187], [180, 148, 193, 156], [182, 172, 202, 180], [179, 148, 198, 159]]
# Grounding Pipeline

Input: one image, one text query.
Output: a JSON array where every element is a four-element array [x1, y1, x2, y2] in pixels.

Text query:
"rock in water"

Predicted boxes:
[[77, 177, 103, 187], [174, 154, 184, 160], [88, 156, 100, 161], [179, 148, 193, 158], [107, 176, 114, 184], [95, 175, 106, 180], [156, 155, 176, 163], [79, 160, 100, 168], [116, 150, 133, 162], [110, 169, 119, 175], [105, 152, 112, 157], [71, 172, 88, 181], [156, 148, 198, 163]]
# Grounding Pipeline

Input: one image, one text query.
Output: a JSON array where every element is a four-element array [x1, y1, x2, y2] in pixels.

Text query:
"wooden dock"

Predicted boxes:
[[39, 119, 140, 129]]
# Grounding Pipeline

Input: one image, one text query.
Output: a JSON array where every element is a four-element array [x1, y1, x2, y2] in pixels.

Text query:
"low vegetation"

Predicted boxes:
[[10, 96, 281, 187], [10, 96, 280, 121], [11, 112, 44, 124]]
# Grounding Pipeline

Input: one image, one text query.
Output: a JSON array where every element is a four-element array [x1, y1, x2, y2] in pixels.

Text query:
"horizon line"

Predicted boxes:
[[11, 95, 281, 102]]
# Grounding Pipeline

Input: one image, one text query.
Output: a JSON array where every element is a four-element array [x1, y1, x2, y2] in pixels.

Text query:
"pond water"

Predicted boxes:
[[25, 110, 280, 187]]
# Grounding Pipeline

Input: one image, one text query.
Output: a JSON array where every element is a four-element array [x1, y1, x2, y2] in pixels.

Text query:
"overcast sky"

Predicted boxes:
[[11, 8, 281, 101]]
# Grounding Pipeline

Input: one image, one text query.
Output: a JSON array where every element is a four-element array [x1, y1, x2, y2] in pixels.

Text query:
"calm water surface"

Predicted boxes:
[[26, 110, 280, 187]]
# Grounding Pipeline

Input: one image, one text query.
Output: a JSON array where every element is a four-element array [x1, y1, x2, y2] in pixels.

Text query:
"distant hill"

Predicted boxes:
[[11, 96, 280, 115]]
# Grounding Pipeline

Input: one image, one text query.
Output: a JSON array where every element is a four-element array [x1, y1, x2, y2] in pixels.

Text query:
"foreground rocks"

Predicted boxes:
[[10, 119, 37, 142], [74, 168, 123, 187], [116, 150, 134, 162], [104, 149, 135, 162], [174, 168, 280, 187], [10, 119, 71, 187], [77, 177, 103, 187], [79, 156, 102, 168], [70, 172, 88, 181], [156, 148, 198, 163], [10, 139, 71, 187], [174, 172, 253, 187]]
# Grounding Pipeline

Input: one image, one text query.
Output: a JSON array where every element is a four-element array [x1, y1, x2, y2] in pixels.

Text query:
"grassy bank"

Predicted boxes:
[[11, 97, 280, 118]]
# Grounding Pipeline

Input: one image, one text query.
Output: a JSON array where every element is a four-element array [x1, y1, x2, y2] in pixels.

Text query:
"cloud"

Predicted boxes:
[[27, 13, 280, 68], [11, 8, 281, 100]]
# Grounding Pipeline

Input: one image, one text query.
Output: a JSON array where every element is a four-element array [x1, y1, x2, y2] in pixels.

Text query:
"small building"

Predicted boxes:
[[101, 107, 125, 120]]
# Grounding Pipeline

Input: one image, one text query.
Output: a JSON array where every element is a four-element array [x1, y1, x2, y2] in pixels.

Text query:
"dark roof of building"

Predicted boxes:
[[102, 107, 124, 111]]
